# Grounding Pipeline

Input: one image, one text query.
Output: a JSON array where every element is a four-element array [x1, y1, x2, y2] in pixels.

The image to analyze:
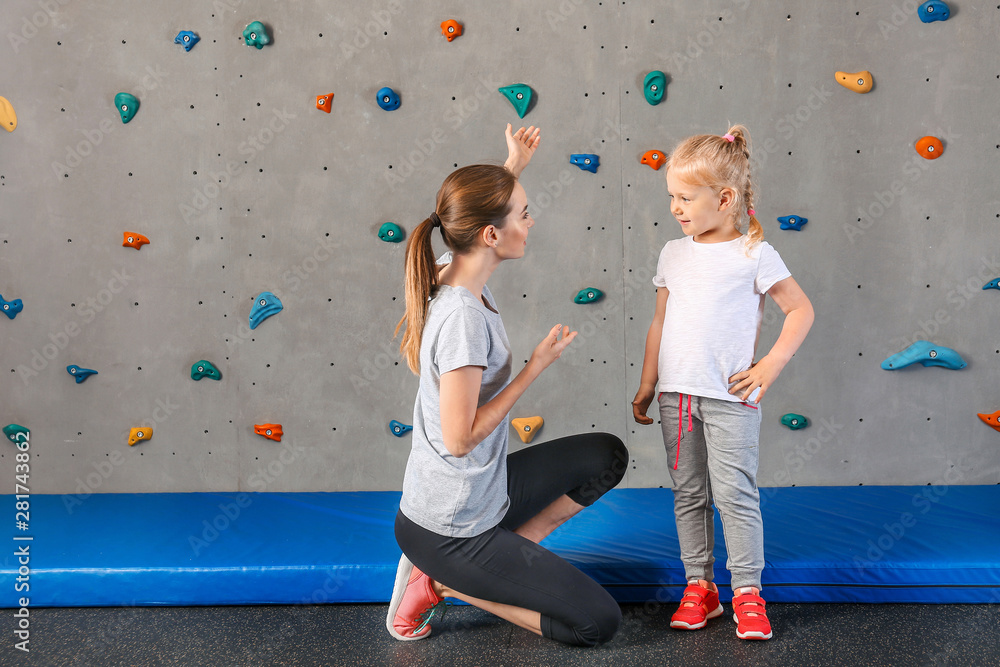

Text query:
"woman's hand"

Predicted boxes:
[[528, 324, 576, 373], [504, 124, 540, 178], [727, 355, 784, 403], [631, 385, 656, 425]]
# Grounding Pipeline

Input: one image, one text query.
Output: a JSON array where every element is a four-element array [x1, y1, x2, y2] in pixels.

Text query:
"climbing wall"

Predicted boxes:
[[1, 0, 997, 495]]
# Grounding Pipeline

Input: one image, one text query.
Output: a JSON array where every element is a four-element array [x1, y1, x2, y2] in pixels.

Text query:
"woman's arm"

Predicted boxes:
[[503, 124, 540, 179], [440, 324, 575, 457], [632, 287, 669, 424]]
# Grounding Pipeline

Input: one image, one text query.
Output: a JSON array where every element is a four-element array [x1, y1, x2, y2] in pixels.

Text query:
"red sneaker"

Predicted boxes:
[[670, 581, 723, 630], [732, 588, 772, 640], [386, 555, 445, 641]]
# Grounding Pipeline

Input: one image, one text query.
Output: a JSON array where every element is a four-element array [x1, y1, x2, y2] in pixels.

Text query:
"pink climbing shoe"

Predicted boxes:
[[386, 554, 445, 641], [670, 581, 724, 630]]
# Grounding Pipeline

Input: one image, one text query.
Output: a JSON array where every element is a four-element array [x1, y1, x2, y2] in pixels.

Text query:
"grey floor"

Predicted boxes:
[[8, 602, 999, 667]]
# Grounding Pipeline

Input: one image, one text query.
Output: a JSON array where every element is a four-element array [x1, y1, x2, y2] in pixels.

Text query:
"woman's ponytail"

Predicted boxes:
[[395, 217, 438, 374]]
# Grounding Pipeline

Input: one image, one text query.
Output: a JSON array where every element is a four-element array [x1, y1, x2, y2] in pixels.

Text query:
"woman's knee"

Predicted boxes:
[[572, 596, 622, 646]]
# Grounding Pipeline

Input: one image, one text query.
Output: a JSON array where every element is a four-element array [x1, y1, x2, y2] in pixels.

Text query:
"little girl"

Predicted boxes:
[[631, 125, 814, 641]]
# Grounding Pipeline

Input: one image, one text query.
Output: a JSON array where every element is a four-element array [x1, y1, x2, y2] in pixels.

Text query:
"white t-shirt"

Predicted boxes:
[[652, 235, 791, 402]]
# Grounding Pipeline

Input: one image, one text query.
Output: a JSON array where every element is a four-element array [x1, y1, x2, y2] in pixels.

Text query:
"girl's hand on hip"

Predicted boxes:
[[529, 324, 576, 372], [727, 355, 783, 404]]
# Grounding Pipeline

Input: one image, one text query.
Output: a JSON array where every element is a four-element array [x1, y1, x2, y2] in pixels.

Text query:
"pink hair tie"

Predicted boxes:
[[747, 209, 756, 216], [723, 134, 735, 142]]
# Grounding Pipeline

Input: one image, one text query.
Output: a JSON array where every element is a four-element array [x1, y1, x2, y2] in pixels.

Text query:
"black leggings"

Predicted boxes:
[[394, 432, 629, 647]]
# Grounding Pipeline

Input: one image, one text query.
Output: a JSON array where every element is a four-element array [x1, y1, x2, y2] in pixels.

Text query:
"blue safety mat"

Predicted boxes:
[[1, 486, 997, 607]]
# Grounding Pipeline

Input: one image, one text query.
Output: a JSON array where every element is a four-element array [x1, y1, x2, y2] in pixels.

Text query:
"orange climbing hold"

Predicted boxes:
[[255, 423, 283, 441], [641, 149, 666, 170], [0, 96, 16, 132], [316, 93, 333, 113], [441, 19, 462, 41], [128, 427, 153, 446], [915, 136, 943, 160], [978, 411, 1000, 433], [123, 232, 149, 250], [511, 416, 543, 444], [834, 70, 873, 94]]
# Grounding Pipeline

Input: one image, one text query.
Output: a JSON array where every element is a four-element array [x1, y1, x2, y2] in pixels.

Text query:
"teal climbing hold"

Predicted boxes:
[[643, 71, 667, 105], [379, 222, 404, 243], [249, 291, 283, 330], [3, 424, 29, 445], [574, 288, 604, 304], [67, 365, 98, 383], [390, 420, 412, 437], [114, 93, 139, 124], [243, 21, 271, 49], [191, 360, 222, 381], [881, 340, 967, 370], [781, 413, 809, 430], [498, 84, 532, 118]]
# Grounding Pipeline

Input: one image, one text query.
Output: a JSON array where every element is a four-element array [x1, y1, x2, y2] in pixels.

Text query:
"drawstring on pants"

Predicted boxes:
[[675, 393, 692, 470]]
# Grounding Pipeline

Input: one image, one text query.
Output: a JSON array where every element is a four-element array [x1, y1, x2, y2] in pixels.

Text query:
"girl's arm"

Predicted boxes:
[[440, 324, 576, 458], [632, 287, 669, 424], [728, 276, 814, 403]]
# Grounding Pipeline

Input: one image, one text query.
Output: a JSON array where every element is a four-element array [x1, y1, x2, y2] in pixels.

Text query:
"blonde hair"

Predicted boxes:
[[665, 124, 764, 255], [394, 164, 518, 374]]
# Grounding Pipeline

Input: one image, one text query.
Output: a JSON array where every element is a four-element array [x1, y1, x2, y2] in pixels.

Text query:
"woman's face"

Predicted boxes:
[[492, 181, 534, 259]]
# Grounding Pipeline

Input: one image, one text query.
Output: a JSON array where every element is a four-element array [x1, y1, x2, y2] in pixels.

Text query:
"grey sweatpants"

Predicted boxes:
[[658, 391, 764, 591]]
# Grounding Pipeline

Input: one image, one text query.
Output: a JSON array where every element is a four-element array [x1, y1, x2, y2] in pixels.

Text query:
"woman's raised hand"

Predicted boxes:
[[528, 324, 576, 373], [504, 124, 541, 178]]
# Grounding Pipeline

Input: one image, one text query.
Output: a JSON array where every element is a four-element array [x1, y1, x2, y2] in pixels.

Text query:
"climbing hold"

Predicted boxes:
[[390, 420, 412, 437], [123, 232, 149, 250], [128, 427, 152, 446], [977, 411, 1000, 433], [570, 154, 599, 173], [3, 424, 29, 444], [641, 150, 666, 170], [249, 291, 283, 330], [316, 93, 333, 112], [918, 0, 950, 22], [243, 21, 270, 49], [643, 70, 667, 105], [983, 278, 1000, 290], [498, 84, 532, 118], [574, 288, 604, 304], [780, 413, 809, 430], [379, 222, 404, 243], [881, 340, 967, 370], [441, 20, 462, 41], [835, 71, 873, 94], [1, 294, 23, 320], [0, 96, 16, 132], [511, 416, 543, 444], [915, 136, 944, 160], [66, 365, 98, 383], [254, 423, 283, 442], [115, 93, 139, 124], [376, 87, 400, 111], [174, 30, 200, 51], [778, 215, 808, 231], [191, 360, 222, 381]]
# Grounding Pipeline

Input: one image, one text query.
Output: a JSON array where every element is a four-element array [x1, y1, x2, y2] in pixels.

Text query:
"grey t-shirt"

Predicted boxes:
[[399, 277, 513, 538]]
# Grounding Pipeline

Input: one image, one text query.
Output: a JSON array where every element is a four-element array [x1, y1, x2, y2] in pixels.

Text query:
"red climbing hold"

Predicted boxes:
[[316, 93, 333, 113]]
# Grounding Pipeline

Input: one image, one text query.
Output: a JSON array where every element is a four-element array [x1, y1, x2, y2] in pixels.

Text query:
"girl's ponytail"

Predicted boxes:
[[395, 216, 438, 374], [723, 124, 764, 255]]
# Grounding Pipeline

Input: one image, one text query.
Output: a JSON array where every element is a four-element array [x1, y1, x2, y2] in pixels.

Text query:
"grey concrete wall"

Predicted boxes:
[[1, 0, 997, 494]]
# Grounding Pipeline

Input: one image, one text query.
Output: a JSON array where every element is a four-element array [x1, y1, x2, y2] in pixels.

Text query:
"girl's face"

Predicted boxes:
[[666, 171, 740, 244], [491, 181, 534, 259]]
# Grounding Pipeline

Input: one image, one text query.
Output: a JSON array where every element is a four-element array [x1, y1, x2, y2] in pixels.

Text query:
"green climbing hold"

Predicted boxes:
[[498, 83, 532, 118], [574, 288, 604, 304], [243, 21, 271, 49], [379, 222, 404, 243], [780, 413, 809, 430], [191, 360, 222, 381], [3, 424, 29, 445], [643, 70, 667, 105], [115, 92, 139, 124]]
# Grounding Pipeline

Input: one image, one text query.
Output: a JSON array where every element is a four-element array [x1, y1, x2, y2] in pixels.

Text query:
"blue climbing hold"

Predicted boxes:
[[376, 87, 400, 111], [918, 0, 950, 22], [390, 420, 412, 437], [66, 365, 98, 383], [379, 222, 404, 243], [881, 340, 967, 370], [983, 278, 1000, 290], [174, 30, 200, 51], [498, 84, 532, 118], [570, 154, 600, 173], [574, 288, 604, 304], [778, 215, 808, 231], [243, 21, 271, 48], [115, 93, 139, 124], [1, 294, 23, 320], [249, 291, 283, 330]]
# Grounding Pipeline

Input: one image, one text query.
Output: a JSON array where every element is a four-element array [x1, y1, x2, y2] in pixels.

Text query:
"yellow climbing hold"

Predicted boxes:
[[0, 97, 17, 132], [511, 416, 543, 443], [128, 427, 153, 446]]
